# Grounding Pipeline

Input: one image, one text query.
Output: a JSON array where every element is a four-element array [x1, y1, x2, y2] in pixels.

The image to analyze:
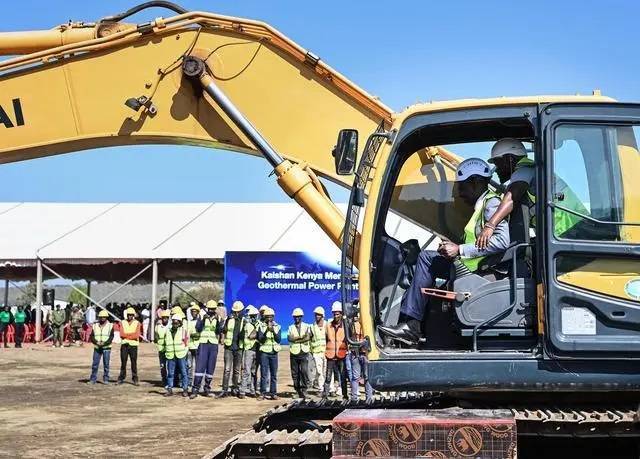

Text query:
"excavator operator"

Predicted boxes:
[[476, 139, 533, 249], [379, 158, 510, 345]]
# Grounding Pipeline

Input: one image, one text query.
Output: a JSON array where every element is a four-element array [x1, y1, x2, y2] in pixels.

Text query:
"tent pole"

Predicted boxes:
[[36, 259, 42, 342], [168, 280, 173, 304], [150, 259, 158, 340], [86, 280, 91, 308], [3, 279, 7, 307]]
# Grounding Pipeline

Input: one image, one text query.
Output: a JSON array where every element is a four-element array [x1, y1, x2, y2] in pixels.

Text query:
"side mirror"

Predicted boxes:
[[332, 129, 358, 175]]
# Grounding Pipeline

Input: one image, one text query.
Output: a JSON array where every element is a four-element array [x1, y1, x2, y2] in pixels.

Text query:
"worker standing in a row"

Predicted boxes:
[[239, 306, 260, 398], [154, 310, 171, 389], [323, 302, 349, 400], [186, 303, 201, 390], [190, 300, 222, 398], [257, 307, 281, 400], [118, 307, 141, 385], [218, 301, 246, 398], [164, 314, 189, 397], [88, 310, 113, 384], [288, 308, 311, 399], [310, 306, 327, 391]]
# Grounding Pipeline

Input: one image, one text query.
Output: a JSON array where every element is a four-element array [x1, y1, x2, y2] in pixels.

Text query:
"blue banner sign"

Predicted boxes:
[[224, 251, 354, 342]]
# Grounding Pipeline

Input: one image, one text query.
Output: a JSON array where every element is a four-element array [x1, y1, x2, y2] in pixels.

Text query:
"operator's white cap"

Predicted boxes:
[[488, 138, 527, 163], [331, 301, 342, 313], [455, 158, 493, 182]]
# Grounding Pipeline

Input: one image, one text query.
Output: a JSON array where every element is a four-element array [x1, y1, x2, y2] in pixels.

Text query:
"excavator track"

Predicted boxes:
[[207, 395, 640, 459]]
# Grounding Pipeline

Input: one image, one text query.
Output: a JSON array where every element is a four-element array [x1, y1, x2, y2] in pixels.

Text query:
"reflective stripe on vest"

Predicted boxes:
[[258, 322, 281, 353], [187, 320, 200, 350], [155, 323, 168, 352], [288, 323, 310, 355], [92, 322, 113, 350], [461, 191, 500, 272], [224, 317, 244, 348], [310, 322, 327, 354], [243, 321, 258, 350], [200, 317, 219, 344], [121, 320, 140, 346], [325, 321, 347, 359], [515, 157, 537, 227], [165, 326, 188, 359]]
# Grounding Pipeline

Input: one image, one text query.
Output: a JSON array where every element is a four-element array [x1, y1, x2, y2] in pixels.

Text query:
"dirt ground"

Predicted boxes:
[[0, 343, 297, 458]]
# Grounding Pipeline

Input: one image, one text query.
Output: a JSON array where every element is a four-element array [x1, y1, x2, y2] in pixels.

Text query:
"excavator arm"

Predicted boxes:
[[0, 2, 394, 247]]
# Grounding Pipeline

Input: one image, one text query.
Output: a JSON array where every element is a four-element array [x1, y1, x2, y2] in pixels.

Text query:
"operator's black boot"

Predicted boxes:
[[378, 319, 421, 345]]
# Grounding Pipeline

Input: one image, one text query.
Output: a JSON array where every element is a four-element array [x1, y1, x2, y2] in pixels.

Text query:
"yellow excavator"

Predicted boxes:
[[2, 2, 640, 457]]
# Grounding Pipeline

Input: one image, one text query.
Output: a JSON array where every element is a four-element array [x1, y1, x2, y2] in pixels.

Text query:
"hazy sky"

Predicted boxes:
[[1, 0, 639, 203]]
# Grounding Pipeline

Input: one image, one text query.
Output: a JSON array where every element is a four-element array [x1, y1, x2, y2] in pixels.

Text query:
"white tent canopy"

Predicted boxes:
[[0, 202, 430, 282]]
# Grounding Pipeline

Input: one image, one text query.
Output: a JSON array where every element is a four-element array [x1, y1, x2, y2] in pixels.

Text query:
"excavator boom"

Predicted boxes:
[[0, 6, 391, 185]]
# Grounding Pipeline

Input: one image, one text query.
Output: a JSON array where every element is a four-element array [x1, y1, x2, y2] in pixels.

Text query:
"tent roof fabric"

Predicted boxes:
[[0, 202, 429, 266]]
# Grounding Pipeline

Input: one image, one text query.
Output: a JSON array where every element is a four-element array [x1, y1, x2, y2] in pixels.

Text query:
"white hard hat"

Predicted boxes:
[[259, 305, 269, 312], [313, 306, 325, 316], [231, 301, 244, 312], [292, 307, 304, 317], [263, 307, 275, 316], [170, 314, 182, 321], [455, 158, 493, 182], [488, 138, 527, 163], [247, 306, 259, 316], [331, 301, 342, 313]]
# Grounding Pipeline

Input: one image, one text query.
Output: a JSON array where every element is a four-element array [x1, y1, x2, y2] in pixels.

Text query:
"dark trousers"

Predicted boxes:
[[158, 352, 168, 388], [118, 344, 138, 382], [400, 250, 452, 321], [290, 352, 309, 396], [260, 352, 278, 396], [0, 323, 8, 345], [324, 358, 348, 399], [192, 343, 218, 393], [15, 323, 24, 346], [90, 348, 111, 383]]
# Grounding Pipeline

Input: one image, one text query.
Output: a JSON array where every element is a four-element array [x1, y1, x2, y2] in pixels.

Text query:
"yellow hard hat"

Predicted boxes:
[[231, 301, 244, 312], [171, 306, 182, 315], [98, 310, 109, 318], [125, 307, 136, 316], [160, 310, 171, 318], [206, 300, 217, 309], [190, 303, 201, 312], [292, 307, 304, 317]]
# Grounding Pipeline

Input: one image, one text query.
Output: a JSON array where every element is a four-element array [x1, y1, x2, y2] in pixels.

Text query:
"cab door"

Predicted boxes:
[[541, 103, 640, 358]]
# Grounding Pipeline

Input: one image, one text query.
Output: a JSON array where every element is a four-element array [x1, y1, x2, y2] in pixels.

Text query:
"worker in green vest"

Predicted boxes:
[[51, 304, 67, 348], [476, 138, 588, 249], [190, 300, 222, 398], [164, 314, 189, 397], [0, 305, 12, 347], [239, 305, 260, 398], [288, 308, 312, 399], [14, 305, 27, 348], [380, 158, 510, 344], [88, 310, 114, 384], [155, 309, 171, 389], [256, 307, 282, 400], [186, 303, 201, 390], [218, 301, 245, 398]]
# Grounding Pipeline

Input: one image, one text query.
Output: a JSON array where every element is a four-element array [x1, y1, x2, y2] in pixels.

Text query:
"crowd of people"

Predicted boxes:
[[89, 298, 373, 402]]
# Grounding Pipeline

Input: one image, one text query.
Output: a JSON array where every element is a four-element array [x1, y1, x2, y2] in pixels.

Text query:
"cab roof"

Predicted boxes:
[[393, 93, 616, 124]]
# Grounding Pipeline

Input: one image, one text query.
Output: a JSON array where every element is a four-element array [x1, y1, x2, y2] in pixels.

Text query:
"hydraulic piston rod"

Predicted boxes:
[[182, 55, 348, 248]]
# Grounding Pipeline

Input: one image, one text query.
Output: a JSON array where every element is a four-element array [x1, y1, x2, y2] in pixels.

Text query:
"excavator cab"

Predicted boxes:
[[342, 100, 640, 391]]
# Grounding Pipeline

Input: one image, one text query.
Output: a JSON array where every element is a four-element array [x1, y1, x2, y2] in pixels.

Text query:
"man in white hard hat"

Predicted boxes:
[[379, 158, 510, 345], [191, 300, 222, 398], [239, 305, 260, 398], [256, 307, 282, 400], [309, 306, 328, 391], [218, 300, 246, 398], [164, 314, 190, 397], [288, 307, 311, 399]]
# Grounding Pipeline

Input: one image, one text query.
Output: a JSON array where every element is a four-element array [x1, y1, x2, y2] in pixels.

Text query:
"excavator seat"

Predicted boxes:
[[450, 203, 536, 338]]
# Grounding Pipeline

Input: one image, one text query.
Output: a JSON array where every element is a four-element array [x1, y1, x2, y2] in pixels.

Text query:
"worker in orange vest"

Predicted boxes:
[[117, 307, 141, 386], [322, 301, 348, 400]]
